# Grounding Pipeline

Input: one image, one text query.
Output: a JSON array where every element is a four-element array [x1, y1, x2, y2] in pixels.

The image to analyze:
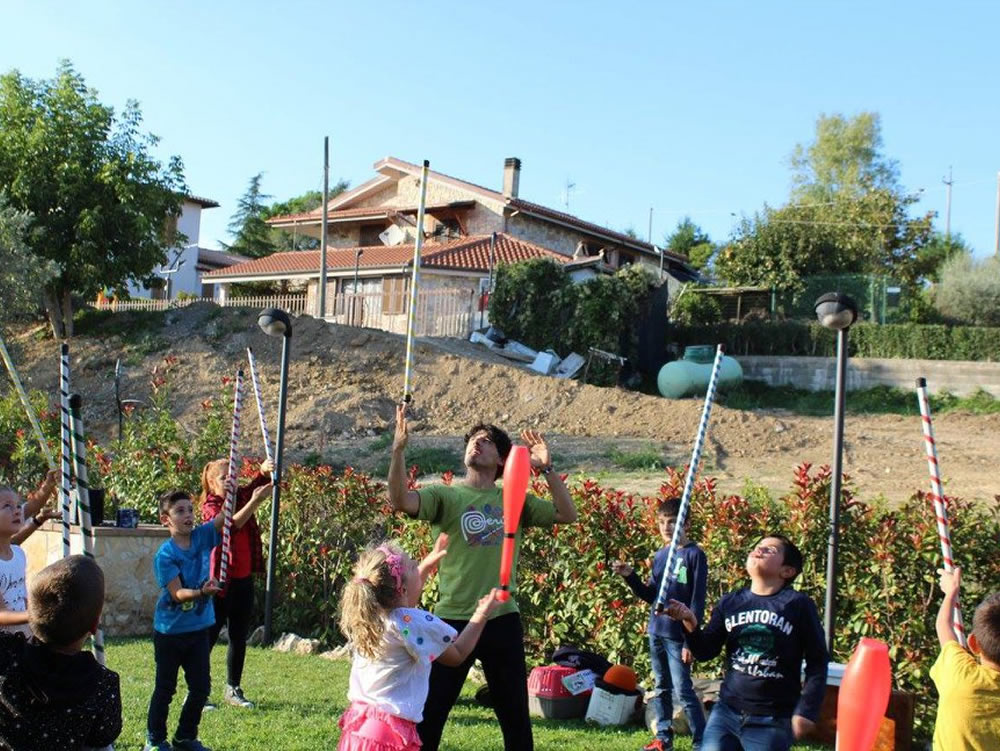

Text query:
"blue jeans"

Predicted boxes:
[[701, 700, 792, 751], [649, 635, 706, 748]]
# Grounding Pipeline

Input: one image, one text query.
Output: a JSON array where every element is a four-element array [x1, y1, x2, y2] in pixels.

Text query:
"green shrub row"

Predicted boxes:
[[672, 320, 1000, 361]]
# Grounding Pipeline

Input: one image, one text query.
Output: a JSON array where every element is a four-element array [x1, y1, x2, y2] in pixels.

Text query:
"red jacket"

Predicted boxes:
[[202, 472, 269, 589]]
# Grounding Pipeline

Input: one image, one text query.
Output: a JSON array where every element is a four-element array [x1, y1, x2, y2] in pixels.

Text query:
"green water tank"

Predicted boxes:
[[656, 345, 743, 399]]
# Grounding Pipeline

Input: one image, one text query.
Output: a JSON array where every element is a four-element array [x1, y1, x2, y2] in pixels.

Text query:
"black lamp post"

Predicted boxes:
[[258, 307, 292, 644], [814, 292, 859, 656]]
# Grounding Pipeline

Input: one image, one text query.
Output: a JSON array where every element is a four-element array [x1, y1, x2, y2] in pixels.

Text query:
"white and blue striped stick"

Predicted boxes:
[[655, 344, 725, 612], [402, 159, 430, 404], [68, 393, 106, 665], [58, 343, 73, 557], [246, 348, 275, 479]]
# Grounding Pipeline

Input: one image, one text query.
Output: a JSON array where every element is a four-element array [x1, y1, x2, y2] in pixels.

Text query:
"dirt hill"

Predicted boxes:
[[6, 304, 999, 503]]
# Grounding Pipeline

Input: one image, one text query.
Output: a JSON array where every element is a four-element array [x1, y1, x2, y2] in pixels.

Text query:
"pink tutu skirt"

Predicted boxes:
[[337, 701, 422, 751]]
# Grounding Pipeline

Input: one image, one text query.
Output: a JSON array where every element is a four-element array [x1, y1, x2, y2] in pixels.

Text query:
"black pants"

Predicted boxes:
[[147, 628, 211, 743], [417, 612, 532, 751], [208, 575, 255, 687]]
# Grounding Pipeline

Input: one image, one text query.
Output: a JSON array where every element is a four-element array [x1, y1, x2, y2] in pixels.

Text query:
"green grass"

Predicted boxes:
[[607, 445, 666, 471], [719, 381, 1000, 417], [106, 638, 825, 750], [373, 446, 463, 477]]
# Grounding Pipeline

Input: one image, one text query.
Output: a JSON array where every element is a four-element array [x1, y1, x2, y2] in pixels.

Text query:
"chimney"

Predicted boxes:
[[502, 157, 521, 198]]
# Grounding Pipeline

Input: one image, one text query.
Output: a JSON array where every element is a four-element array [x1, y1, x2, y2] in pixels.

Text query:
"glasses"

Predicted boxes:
[[752, 545, 781, 556]]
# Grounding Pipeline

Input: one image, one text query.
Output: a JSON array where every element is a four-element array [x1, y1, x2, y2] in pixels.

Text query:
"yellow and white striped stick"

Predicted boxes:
[[402, 159, 430, 404]]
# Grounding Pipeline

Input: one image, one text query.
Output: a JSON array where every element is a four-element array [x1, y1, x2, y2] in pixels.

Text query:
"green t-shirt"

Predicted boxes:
[[416, 483, 557, 620]]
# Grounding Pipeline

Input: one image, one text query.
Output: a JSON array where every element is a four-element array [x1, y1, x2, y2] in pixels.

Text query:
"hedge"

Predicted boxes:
[[671, 321, 1000, 361]]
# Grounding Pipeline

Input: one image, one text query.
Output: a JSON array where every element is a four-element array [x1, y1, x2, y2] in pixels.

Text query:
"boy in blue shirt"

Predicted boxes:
[[665, 534, 828, 751], [145, 484, 270, 751], [613, 498, 708, 751]]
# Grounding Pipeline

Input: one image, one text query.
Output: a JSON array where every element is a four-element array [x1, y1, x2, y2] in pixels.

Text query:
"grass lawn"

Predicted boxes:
[[108, 638, 827, 751]]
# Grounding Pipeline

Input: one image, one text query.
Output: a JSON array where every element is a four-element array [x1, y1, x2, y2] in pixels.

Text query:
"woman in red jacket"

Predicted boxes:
[[200, 457, 273, 709]]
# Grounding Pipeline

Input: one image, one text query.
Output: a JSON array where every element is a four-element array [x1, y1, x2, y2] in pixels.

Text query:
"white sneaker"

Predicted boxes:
[[223, 684, 255, 709]]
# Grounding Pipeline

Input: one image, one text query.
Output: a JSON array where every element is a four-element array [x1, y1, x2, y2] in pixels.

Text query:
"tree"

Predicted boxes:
[[0, 195, 57, 323], [0, 62, 187, 337], [665, 217, 714, 270], [717, 112, 934, 299], [931, 253, 1000, 326], [265, 182, 349, 250], [226, 173, 275, 258]]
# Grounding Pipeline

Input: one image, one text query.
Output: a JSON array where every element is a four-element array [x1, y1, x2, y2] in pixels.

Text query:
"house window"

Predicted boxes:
[[360, 223, 387, 246], [382, 277, 409, 315]]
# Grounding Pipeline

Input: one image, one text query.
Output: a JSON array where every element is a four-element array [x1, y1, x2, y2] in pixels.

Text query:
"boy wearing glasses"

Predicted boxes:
[[665, 535, 827, 751]]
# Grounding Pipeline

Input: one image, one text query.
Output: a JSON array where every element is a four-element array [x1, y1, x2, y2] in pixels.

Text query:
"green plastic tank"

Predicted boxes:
[[656, 345, 743, 399]]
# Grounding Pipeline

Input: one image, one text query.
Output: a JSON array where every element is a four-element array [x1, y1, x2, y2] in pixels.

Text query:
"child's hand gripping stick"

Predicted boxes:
[[498, 445, 530, 602]]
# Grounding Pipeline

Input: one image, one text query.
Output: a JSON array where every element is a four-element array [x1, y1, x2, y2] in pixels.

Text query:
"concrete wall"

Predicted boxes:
[[737, 355, 1000, 397], [23, 522, 168, 636]]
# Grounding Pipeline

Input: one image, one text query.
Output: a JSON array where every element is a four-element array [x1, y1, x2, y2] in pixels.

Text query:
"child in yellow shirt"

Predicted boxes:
[[930, 567, 1000, 750]]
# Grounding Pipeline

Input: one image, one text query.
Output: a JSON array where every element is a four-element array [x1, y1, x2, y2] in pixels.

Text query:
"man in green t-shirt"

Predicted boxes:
[[388, 405, 578, 751]]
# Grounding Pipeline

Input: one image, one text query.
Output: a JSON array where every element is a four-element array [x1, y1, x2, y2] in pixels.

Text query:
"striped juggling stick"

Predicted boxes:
[[218, 370, 245, 586], [59, 343, 72, 556], [246, 348, 275, 477], [68, 393, 106, 665], [916, 377, 967, 647], [0, 333, 55, 469], [655, 344, 725, 612], [401, 159, 430, 404]]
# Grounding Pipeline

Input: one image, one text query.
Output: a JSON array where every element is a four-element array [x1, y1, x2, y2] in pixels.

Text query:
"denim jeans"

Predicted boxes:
[[147, 628, 211, 744], [701, 700, 793, 751], [649, 635, 706, 748]]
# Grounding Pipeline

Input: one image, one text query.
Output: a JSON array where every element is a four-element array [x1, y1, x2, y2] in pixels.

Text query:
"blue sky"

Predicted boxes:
[[2, 1, 998, 256]]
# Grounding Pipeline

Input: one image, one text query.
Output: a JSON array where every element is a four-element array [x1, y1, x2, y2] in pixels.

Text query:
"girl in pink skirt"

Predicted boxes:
[[337, 535, 499, 750]]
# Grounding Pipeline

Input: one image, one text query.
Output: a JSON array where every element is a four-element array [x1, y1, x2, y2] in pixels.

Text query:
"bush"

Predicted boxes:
[[672, 320, 1000, 361], [933, 253, 1000, 326], [670, 288, 723, 325]]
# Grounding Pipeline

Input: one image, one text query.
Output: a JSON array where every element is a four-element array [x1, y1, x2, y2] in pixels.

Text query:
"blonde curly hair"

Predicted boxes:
[[338, 543, 406, 659]]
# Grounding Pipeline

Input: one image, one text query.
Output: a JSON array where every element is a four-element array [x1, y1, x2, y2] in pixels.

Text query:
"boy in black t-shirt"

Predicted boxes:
[[665, 534, 827, 751]]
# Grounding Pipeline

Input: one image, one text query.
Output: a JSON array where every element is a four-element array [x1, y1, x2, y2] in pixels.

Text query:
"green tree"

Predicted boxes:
[[226, 173, 275, 258], [0, 62, 187, 337], [0, 195, 58, 322], [932, 253, 1000, 326], [265, 181, 349, 250], [665, 217, 714, 270]]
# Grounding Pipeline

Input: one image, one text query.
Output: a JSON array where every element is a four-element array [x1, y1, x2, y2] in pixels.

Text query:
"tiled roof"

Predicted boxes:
[[186, 195, 220, 208], [202, 234, 566, 280], [267, 201, 477, 226], [197, 248, 248, 267]]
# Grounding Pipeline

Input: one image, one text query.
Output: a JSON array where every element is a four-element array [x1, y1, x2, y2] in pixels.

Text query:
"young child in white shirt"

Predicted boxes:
[[337, 534, 499, 751]]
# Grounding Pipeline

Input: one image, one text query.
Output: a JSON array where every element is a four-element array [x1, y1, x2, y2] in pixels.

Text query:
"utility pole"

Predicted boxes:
[[319, 137, 329, 318], [648, 207, 653, 243], [943, 166, 952, 243]]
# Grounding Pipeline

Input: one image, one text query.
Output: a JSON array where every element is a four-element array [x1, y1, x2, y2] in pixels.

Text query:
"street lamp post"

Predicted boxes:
[[814, 292, 858, 656], [258, 307, 292, 644]]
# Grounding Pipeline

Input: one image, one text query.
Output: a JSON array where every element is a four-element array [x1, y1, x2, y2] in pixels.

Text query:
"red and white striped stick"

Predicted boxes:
[[218, 370, 244, 586], [916, 377, 966, 647], [246, 348, 275, 478]]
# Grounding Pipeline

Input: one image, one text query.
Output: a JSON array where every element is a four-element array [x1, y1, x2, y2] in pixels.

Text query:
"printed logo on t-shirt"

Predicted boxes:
[[460, 503, 503, 546], [725, 610, 794, 681], [0, 566, 26, 612]]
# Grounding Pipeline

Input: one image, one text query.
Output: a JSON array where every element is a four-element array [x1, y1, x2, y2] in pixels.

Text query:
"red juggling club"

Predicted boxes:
[[836, 637, 892, 751], [498, 445, 531, 602]]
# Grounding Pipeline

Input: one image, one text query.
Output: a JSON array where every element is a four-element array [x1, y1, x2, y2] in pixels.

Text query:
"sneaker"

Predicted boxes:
[[201, 701, 217, 712], [144, 742, 171, 751], [641, 740, 671, 751], [223, 684, 255, 709], [171, 739, 212, 751]]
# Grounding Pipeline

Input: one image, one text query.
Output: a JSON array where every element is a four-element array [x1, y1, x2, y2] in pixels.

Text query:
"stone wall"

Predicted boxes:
[[737, 355, 1000, 397], [22, 522, 169, 636]]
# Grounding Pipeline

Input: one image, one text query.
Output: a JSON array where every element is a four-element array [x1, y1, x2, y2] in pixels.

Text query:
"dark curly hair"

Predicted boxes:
[[464, 423, 512, 480]]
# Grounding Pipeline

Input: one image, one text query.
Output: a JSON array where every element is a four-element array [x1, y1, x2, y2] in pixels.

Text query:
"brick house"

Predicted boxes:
[[202, 157, 698, 332]]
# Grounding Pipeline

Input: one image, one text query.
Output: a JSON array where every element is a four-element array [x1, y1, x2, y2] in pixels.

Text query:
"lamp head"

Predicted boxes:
[[814, 292, 858, 331], [258, 307, 292, 337]]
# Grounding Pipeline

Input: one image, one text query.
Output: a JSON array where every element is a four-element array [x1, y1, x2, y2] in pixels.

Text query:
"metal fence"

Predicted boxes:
[[94, 288, 480, 338]]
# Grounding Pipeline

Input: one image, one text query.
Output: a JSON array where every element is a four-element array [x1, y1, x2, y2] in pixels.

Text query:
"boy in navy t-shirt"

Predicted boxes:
[[613, 498, 707, 751], [145, 484, 270, 751], [665, 534, 827, 751]]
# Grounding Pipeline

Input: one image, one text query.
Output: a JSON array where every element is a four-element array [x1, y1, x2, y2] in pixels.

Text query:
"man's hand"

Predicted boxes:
[[791, 715, 816, 740], [610, 560, 633, 577], [939, 566, 961, 598], [393, 404, 410, 453], [681, 647, 694, 665], [520, 429, 550, 469], [664, 599, 698, 632]]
